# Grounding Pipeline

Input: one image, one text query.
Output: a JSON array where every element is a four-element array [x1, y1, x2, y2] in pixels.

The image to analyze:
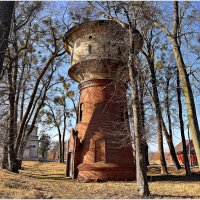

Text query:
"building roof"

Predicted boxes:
[[175, 140, 195, 154]]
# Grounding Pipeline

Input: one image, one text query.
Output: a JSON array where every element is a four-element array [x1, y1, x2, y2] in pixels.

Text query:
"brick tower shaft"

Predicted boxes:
[[63, 20, 143, 181]]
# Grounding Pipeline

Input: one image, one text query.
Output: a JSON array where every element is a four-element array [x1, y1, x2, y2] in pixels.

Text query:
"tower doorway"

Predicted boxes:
[[67, 152, 72, 177]]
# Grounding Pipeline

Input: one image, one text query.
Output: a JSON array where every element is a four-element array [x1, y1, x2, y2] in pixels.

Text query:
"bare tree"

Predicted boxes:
[[177, 70, 191, 175], [41, 82, 75, 163], [141, 27, 168, 174], [152, 1, 200, 168], [1, 2, 66, 172]]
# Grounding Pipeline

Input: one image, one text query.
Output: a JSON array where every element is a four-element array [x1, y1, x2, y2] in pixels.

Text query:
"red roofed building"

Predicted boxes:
[[167, 140, 198, 165]]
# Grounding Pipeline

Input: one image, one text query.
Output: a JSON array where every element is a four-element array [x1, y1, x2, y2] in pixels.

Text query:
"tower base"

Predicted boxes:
[[77, 163, 136, 182]]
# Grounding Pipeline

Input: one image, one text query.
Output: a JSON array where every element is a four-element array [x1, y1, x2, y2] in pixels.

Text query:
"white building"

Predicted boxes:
[[23, 127, 40, 160], [0, 127, 40, 162]]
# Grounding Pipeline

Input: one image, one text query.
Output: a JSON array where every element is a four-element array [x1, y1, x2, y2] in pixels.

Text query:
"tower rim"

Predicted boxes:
[[68, 58, 127, 83], [63, 20, 124, 54], [63, 20, 143, 56]]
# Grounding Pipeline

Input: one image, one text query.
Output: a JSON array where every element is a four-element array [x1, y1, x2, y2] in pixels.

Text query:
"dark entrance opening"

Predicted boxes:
[[79, 103, 83, 122], [67, 152, 72, 177]]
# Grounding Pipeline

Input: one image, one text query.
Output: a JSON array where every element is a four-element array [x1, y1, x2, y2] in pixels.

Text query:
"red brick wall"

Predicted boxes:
[[68, 79, 136, 181]]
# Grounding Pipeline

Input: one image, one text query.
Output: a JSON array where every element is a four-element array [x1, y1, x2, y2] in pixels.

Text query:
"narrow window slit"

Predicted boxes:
[[79, 103, 83, 122], [88, 45, 92, 54]]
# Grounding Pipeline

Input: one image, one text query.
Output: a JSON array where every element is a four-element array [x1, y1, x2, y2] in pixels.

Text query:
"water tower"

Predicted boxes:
[[64, 20, 143, 181]]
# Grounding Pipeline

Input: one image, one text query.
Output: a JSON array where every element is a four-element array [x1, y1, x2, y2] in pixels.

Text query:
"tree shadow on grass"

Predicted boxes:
[[147, 164, 200, 182], [148, 174, 200, 182], [20, 171, 66, 180], [151, 194, 199, 199]]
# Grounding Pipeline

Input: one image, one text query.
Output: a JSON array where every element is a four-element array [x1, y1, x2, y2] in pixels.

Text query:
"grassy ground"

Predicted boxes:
[[0, 161, 200, 199]]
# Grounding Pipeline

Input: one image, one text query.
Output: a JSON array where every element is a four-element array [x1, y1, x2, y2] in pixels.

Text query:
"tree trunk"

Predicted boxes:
[[62, 104, 67, 163], [18, 160, 23, 170], [147, 48, 168, 174], [162, 121, 181, 169], [145, 144, 150, 166], [17, 140, 27, 170], [7, 67, 18, 173], [139, 73, 149, 168], [171, 38, 200, 168], [164, 78, 181, 170], [165, 78, 173, 138], [177, 71, 191, 175], [0, 1, 15, 76], [128, 29, 149, 196], [131, 74, 149, 196], [58, 129, 62, 163], [2, 131, 9, 169], [61, 137, 65, 163], [145, 44, 181, 171], [62, 124, 66, 163]]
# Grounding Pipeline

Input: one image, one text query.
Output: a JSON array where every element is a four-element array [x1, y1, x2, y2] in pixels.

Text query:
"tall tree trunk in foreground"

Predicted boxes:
[[62, 116, 66, 163], [62, 103, 67, 163], [171, 36, 200, 168], [58, 129, 62, 163], [7, 66, 18, 173], [177, 71, 191, 175], [2, 130, 9, 169], [164, 77, 181, 170], [139, 73, 149, 168], [62, 135, 65, 163], [146, 46, 168, 174], [145, 44, 181, 171], [0, 1, 15, 76], [161, 118, 181, 170], [130, 72, 149, 196], [128, 29, 149, 197]]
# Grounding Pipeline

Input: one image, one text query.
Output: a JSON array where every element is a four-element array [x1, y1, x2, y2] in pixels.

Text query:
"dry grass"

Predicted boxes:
[[20, 161, 138, 199], [0, 166, 56, 198], [0, 161, 200, 199]]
